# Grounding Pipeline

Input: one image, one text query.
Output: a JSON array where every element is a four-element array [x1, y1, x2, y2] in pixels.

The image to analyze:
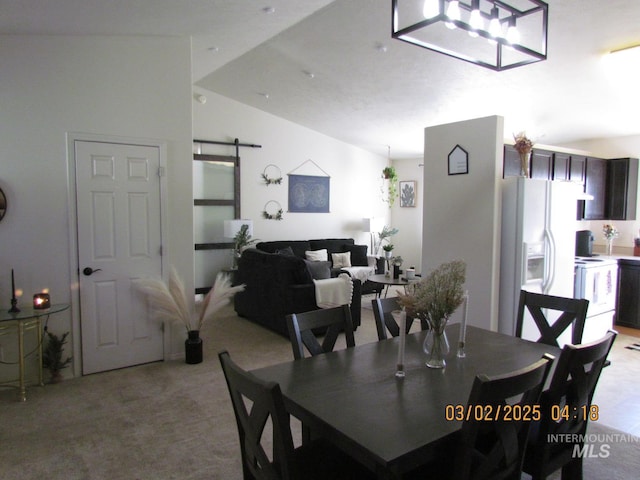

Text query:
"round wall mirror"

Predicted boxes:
[[0, 187, 6, 221]]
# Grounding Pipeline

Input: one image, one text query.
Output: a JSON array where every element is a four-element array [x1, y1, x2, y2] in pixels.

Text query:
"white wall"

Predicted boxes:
[[0, 35, 193, 377], [422, 116, 504, 331], [192, 87, 389, 251], [389, 158, 424, 271]]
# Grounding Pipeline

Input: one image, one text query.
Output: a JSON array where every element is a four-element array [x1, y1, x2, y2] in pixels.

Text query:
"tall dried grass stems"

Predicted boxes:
[[398, 260, 466, 323], [134, 266, 245, 334]]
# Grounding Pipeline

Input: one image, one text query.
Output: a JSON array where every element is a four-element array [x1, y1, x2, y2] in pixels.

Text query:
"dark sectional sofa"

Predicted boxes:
[[233, 238, 381, 337]]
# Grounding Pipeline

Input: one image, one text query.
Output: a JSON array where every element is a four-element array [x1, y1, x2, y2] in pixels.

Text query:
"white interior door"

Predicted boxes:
[[75, 140, 163, 374]]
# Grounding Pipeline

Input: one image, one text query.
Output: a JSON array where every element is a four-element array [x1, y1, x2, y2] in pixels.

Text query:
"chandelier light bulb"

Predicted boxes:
[[422, 0, 440, 19], [445, 0, 461, 29], [489, 7, 503, 39], [468, 0, 483, 37], [506, 16, 520, 45]]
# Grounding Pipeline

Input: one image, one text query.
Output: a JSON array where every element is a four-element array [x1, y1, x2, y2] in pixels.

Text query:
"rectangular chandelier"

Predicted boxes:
[[392, 0, 548, 71]]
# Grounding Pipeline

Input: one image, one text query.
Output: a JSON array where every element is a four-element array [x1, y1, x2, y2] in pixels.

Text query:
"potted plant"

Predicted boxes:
[[381, 166, 399, 206], [232, 224, 259, 268], [375, 225, 398, 256], [42, 330, 73, 383]]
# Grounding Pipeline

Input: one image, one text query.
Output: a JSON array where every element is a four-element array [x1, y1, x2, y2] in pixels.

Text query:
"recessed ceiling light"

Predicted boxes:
[[207, 46, 220, 53], [303, 70, 315, 79], [263, 7, 275, 14], [376, 43, 388, 53], [260, 93, 270, 100]]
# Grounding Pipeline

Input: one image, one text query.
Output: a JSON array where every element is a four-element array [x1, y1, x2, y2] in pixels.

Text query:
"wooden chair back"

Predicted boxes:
[[218, 350, 297, 480], [286, 304, 355, 360], [515, 290, 589, 346], [523, 330, 617, 480], [371, 297, 424, 340], [453, 354, 555, 480]]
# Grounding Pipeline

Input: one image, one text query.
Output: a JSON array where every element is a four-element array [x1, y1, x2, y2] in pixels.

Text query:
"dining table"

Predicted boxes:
[[250, 323, 561, 479]]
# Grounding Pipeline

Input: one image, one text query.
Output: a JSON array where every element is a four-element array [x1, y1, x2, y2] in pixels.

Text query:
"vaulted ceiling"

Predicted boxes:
[[3, 0, 639, 158]]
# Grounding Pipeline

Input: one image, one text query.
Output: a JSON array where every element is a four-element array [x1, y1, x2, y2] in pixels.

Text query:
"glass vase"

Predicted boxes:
[[423, 314, 450, 369], [606, 238, 613, 256], [519, 152, 530, 177]]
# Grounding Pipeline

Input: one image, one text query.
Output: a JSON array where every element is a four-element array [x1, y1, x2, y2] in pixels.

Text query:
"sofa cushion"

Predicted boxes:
[[331, 251, 351, 268], [305, 260, 331, 280], [305, 249, 328, 262], [345, 244, 368, 266], [275, 246, 295, 256], [256, 240, 311, 258], [309, 238, 354, 254]]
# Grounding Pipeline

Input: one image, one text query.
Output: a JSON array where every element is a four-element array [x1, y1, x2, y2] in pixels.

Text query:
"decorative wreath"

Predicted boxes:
[[262, 200, 283, 220], [261, 164, 283, 186]]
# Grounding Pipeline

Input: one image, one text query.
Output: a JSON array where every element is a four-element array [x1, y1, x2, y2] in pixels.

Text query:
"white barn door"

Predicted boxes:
[[75, 140, 164, 374]]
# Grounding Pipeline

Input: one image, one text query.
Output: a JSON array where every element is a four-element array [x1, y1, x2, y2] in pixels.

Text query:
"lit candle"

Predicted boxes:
[[457, 290, 469, 358], [33, 293, 51, 309]]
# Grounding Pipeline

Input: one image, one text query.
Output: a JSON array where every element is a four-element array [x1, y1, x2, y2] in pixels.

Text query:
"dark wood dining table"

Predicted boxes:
[[250, 324, 560, 479]]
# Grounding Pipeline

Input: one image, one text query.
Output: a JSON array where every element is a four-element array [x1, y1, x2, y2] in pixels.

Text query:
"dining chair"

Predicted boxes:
[[218, 351, 374, 480], [522, 330, 617, 480], [286, 304, 355, 360], [407, 354, 554, 480], [516, 290, 590, 347], [371, 297, 426, 340]]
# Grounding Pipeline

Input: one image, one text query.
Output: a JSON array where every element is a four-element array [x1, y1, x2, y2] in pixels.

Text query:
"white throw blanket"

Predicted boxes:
[[340, 266, 375, 283], [313, 273, 353, 309]]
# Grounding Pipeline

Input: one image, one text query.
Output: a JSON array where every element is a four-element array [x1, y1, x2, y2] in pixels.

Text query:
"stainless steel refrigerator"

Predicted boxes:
[[499, 177, 583, 344]]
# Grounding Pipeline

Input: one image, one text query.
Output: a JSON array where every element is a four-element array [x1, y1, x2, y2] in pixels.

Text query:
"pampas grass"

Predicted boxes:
[[134, 266, 245, 334]]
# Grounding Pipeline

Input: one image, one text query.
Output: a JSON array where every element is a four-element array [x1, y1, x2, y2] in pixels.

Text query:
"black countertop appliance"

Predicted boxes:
[[575, 230, 594, 257]]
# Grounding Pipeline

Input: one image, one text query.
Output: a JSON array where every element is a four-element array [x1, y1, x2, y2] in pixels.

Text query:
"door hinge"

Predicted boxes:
[[158, 167, 165, 177]]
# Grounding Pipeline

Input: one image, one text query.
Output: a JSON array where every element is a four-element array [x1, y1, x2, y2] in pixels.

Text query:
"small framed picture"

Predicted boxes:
[[448, 144, 469, 175], [399, 181, 416, 207]]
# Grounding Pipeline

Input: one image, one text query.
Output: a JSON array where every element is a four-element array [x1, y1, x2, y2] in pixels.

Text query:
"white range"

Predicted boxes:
[[574, 256, 619, 343]]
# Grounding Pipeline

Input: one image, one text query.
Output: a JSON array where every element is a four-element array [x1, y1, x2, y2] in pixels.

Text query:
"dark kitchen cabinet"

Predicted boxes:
[[569, 155, 586, 185], [503, 145, 522, 178], [503, 145, 552, 179], [530, 149, 552, 180], [552, 152, 570, 181], [616, 259, 640, 329], [606, 158, 638, 220], [582, 156, 607, 220]]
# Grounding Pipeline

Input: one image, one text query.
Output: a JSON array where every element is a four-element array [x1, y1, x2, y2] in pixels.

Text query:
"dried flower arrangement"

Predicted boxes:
[[602, 224, 619, 240], [513, 131, 533, 154], [398, 260, 466, 323], [134, 267, 245, 334]]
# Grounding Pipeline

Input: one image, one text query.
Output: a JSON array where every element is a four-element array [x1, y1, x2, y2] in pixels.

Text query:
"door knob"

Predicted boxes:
[[83, 267, 102, 276]]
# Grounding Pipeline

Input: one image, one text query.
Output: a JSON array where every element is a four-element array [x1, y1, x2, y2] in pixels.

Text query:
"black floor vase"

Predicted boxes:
[[185, 330, 203, 364]]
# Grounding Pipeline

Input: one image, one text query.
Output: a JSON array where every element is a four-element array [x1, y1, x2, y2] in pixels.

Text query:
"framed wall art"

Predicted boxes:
[[399, 181, 416, 208]]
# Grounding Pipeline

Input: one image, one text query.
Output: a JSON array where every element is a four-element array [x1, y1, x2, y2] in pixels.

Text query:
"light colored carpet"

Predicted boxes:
[[0, 301, 638, 479]]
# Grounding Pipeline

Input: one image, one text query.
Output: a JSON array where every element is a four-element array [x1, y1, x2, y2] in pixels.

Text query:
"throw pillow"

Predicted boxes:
[[305, 249, 328, 262], [304, 260, 331, 280], [275, 246, 295, 256], [331, 251, 352, 268], [346, 244, 368, 266]]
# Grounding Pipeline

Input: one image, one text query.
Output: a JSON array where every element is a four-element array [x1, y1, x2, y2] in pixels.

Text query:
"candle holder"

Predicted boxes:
[[457, 291, 469, 358], [9, 268, 20, 313], [392, 310, 406, 378], [9, 297, 20, 313], [33, 293, 51, 310]]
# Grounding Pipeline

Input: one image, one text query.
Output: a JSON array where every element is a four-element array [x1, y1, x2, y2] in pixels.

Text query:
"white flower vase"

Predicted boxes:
[[519, 152, 530, 177]]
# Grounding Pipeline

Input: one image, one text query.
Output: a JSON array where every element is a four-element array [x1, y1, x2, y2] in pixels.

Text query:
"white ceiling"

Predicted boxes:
[[2, 0, 640, 158]]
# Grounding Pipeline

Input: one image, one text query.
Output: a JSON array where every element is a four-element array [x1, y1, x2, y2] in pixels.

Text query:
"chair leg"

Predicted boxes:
[[560, 457, 583, 480]]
